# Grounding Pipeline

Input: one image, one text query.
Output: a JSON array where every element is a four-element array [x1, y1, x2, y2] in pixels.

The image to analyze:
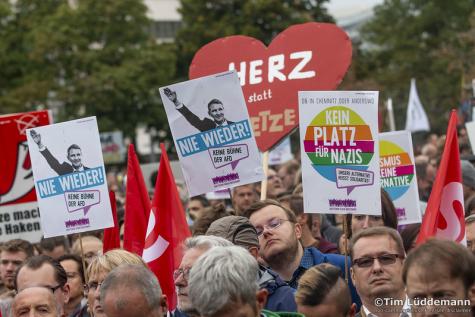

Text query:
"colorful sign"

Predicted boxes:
[[380, 131, 421, 225], [0, 110, 52, 242], [159, 71, 264, 197], [26, 117, 113, 237], [190, 22, 352, 152], [299, 91, 381, 214]]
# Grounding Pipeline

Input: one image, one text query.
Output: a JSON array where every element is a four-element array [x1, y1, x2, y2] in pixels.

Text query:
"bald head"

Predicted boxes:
[[13, 286, 61, 317], [100, 264, 167, 317]]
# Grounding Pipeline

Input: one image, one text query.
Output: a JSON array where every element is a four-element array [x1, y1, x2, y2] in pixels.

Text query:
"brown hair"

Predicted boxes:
[[289, 195, 313, 229], [402, 239, 475, 291], [192, 203, 233, 236], [242, 199, 297, 223], [1, 239, 34, 258], [350, 226, 405, 260], [296, 263, 351, 315]]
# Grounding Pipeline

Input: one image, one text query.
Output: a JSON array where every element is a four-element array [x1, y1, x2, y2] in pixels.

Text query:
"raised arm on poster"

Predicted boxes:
[[299, 91, 381, 215], [26, 117, 113, 238], [0, 110, 52, 242], [159, 71, 264, 197], [379, 131, 421, 225]]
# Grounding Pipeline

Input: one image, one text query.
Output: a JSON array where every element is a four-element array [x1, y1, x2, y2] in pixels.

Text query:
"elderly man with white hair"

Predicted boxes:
[[189, 245, 303, 317]]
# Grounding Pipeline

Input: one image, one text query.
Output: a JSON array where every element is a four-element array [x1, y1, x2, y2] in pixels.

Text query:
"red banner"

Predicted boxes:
[[0, 110, 52, 206], [190, 22, 352, 152]]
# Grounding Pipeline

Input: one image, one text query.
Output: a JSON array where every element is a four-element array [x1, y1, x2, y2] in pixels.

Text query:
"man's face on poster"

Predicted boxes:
[[67, 148, 82, 168], [208, 102, 225, 123]]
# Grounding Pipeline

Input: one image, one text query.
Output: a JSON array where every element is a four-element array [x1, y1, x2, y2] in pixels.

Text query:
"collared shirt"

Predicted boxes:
[[215, 120, 230, 127], [288, 248, 314, 288]]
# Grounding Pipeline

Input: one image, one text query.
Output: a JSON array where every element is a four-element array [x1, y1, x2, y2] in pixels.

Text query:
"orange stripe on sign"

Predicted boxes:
[[305, 125, 373, 141], [380, 153, 412, 168]]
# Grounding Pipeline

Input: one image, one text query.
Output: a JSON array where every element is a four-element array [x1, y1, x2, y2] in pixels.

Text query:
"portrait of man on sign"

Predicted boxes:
[[30, 129, 89, 175], [164, 87, 234, 132]]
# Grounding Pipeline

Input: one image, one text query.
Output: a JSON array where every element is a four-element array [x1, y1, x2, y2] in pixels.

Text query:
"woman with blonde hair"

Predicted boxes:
[[84, 249, 148, 317]]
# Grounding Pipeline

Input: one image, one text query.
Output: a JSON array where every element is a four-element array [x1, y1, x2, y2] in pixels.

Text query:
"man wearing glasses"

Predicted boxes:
[[244, 200, 360, 307], [15, 255, 70, 317], [350, 227, 408, 317], [172, 236, 232, 317]]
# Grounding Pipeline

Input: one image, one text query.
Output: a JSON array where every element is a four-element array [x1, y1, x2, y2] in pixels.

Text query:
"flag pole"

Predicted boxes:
[[260, 151, 269, 200], [78, 233, 89, 283], [387, 98, 396, 131], [343, 216, 349, 283]]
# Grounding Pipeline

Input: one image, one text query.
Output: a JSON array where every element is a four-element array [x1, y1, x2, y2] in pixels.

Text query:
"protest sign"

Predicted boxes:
[[379, 131, 421, 225], [299, 91, 381, 214], [0, 110, 52, 242], [100, 131, 126, 164], [190, 22, 352, 152], [268, 137, 293, 166], [466, 120, 475, 151], [160, 71, 264, 197], [26, 117, 113, 237]]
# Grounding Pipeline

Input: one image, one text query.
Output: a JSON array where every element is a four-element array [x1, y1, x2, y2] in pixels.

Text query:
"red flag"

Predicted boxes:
[[416, 110, 466, 245], [123, 144, 151, 255], [143, 144, 191, 310], [103, 191, 120, 253]]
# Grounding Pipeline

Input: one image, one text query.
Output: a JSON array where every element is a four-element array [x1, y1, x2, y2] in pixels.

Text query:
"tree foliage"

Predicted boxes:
[[0, 0, 176, 138], [354, 0, 475, 131], [175, 0, 334, 79]]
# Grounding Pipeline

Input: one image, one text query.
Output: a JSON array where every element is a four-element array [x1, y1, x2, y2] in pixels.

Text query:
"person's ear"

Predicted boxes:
[[160, 295, 168, 315], [350, 267, 357, 288], [248, 246, 259, 259], [294, 222, 302, 239], [62, 284, 70, 304], [256, 288, 268, 311], [348, 303, 357, 317], [469, 282, 475, 308]]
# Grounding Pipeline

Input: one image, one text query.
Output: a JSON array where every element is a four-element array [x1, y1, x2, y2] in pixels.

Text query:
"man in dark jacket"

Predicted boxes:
[[30, 129, 89, 175], [206, 215, 297, 312], [164, 88, 234, 132]]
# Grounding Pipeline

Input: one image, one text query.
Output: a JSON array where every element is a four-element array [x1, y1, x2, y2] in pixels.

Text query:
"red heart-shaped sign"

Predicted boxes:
[[190, 22, 352, 152]]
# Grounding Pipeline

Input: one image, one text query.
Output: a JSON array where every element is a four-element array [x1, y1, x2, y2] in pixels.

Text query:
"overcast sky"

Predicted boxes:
[[326, 0, 384, 19]]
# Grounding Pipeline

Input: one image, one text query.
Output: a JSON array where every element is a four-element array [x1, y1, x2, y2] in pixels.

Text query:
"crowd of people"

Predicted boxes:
[[1, 131, 475, 317]]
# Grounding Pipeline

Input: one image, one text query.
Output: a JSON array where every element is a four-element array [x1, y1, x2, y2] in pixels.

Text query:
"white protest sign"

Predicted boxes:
[[268, 137, 293, 166], [466, 121, 475, 152], [379, 131, 421, 225], [26, 117, 113, 237], [299, 91, 381, 214], [160, 71, 264, 197]]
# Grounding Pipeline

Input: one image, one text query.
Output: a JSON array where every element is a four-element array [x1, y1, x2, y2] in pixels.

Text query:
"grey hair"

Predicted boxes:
[[100, 264, 162, 311], [189, 246, 259, 316], [184, 235, 233, 251]]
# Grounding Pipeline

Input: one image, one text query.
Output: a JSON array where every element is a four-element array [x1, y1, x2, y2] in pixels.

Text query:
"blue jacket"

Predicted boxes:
[[258, 266, 297, 312], [289, 247, 361, 309]]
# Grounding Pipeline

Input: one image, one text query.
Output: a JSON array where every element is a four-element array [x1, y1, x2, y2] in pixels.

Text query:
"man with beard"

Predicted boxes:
[[244, 200, 360, 307], [0, 239, 34, 298], [350, 227, 409, 317]]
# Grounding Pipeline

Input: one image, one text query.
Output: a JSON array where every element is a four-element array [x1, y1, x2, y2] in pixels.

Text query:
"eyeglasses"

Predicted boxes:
[[255, 218, 292, 237], [173, 267, 191, 281], [352, 253, 403, 268], [84, 281, 103, 292]]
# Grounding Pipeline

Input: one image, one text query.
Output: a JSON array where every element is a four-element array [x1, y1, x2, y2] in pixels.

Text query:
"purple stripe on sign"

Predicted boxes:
[[394, 165, 414, 176], [304, 140, 374, 152]]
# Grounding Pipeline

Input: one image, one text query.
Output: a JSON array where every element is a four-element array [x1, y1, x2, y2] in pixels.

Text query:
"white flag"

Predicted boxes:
[[405, 78, 430, 132]]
